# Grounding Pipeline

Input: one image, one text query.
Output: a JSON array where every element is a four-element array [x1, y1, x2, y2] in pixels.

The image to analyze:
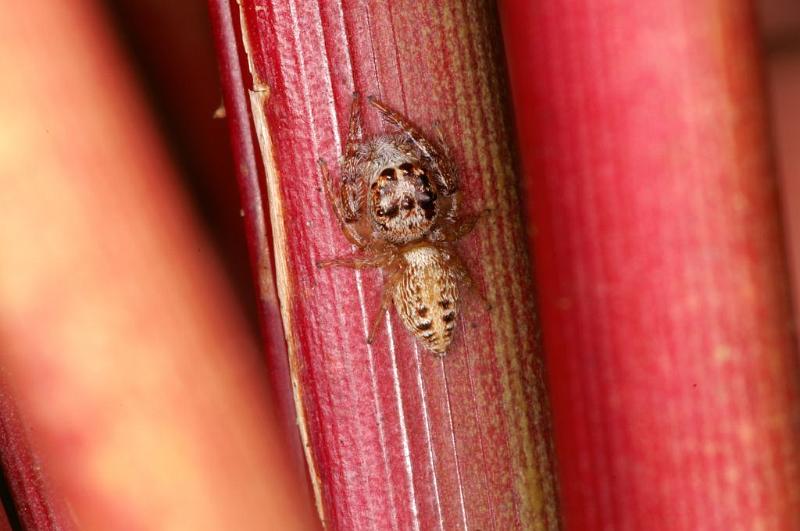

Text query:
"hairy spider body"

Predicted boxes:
[[319, 95, 483, 356]]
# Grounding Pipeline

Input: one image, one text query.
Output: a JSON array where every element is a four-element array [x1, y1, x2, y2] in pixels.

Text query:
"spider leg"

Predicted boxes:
[[345, 93, 364, 157], [444, 209, 491, 241], [368, 96, 459, 196], [367, 266, 404, 344], [337, 94, 370, 241], [317, 250, 393, 270], [319, 158, 367, 246], [431, 119, 460, 196], [446, 251, 491, 311], [432, 120, 450, 156]]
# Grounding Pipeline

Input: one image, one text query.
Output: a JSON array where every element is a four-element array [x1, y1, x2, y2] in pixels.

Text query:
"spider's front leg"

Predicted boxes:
[[319, 159, 364, 246], [319, 94, 370, 246], [368, 96, 459, 196]]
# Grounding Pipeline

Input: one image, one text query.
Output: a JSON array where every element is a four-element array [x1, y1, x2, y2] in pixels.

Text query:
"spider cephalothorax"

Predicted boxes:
[[369, 157, 439, 244], [318, 94, 484, 355]]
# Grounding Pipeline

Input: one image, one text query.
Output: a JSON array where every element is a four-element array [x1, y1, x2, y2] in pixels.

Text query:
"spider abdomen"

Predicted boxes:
[[394, 246, 459, 355]]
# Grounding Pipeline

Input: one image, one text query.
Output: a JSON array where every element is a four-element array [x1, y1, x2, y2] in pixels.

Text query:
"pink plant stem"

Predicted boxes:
[[0, 384, 67, 530], [217, 0, 561, 528], [207, 0, 307, 479], [500, 0, 800, 528]]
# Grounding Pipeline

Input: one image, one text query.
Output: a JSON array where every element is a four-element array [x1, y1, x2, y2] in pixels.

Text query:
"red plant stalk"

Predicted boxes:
[[208, 0, 308, 477], [766, 32, 800, 329], [0, 383, 67, 530], [212, 0, 560, 528], [500, 0, 800, 529], [0, 1, 315, 528]]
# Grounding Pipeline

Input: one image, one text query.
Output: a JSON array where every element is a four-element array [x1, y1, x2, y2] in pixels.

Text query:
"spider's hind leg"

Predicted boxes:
[[446, 251, 492, 312], [317, 249, 393, 270], [367, 265, 404, 344]]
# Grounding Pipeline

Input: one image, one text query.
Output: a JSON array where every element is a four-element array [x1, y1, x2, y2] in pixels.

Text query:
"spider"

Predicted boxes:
[[318, 94, 485, 356]]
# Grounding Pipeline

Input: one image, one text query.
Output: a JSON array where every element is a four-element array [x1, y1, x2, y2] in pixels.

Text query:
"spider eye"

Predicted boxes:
[[380, 168, 396, 180], [376, 207, 385, 216]]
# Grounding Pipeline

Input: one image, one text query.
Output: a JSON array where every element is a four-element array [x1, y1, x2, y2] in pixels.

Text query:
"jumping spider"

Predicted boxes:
[[318, 94, 484, 356]]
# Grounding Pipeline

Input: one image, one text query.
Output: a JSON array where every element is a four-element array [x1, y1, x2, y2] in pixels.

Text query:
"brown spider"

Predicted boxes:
[[318, 94, 484, 356]]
